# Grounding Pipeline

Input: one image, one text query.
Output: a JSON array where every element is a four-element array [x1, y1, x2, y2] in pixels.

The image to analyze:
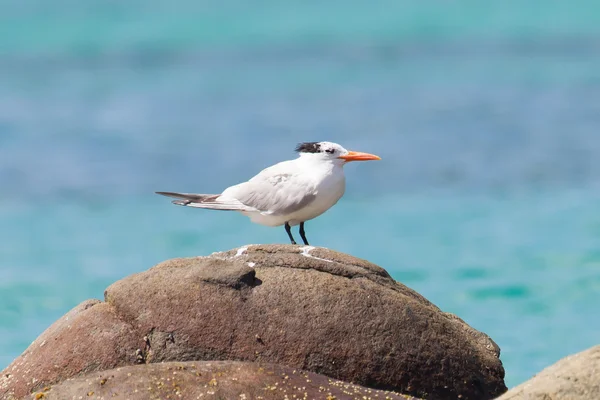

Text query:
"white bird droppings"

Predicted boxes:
[[235, 247, 248, 257], [299, 246, 333, 263], [247, 262, 256, 268], [300, 245, 315, 255]]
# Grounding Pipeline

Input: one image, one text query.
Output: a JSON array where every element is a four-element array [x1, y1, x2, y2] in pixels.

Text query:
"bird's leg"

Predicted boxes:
[[299, 222, 309, 245], [284, 222, 297, 245]]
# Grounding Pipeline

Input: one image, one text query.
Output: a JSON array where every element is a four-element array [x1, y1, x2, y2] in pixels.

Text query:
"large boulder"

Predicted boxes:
[[32, 361, 418, 400], [0, 299, 139, 399], [1, 245, 506, 400], [497, 345, 600, 400]]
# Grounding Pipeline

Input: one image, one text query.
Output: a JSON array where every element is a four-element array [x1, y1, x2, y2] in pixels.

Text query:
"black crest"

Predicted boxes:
[[295, 142, 321, 153]]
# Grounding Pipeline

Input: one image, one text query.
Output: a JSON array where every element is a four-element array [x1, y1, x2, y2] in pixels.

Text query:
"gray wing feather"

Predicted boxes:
[[156, 192, 219, 202], [158, 160, 317, 215], [222, 173, 316, 215], [155, 191, 254, 211]]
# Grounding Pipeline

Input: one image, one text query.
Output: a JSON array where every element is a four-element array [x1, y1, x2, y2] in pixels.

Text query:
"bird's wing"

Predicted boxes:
[[221, 160, 317, 215], [156, 191, 256, 211]]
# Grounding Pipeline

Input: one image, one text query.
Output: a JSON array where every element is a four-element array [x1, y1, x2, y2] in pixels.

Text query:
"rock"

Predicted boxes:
[[0, 245, 506, 400], [497, 345, 600, 400], [0, 299, 139, 400], [31, 361, 419, 400]]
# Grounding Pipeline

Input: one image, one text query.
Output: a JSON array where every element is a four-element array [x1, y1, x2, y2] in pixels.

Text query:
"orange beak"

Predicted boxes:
[[338, 150, 381, 162]]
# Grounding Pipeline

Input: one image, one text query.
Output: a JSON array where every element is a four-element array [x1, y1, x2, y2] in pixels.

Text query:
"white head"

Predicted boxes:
[[295, 141, 381, 165]]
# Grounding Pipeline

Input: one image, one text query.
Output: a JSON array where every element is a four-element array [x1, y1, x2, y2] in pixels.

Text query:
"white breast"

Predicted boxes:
[[284, 164, 346, 226]]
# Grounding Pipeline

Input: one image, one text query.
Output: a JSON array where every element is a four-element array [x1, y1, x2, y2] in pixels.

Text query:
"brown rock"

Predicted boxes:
[[32, 361, 418, 400], [0, 299, 139, 400], [1, 245, 506, 400], [497, 345, 600, 400]]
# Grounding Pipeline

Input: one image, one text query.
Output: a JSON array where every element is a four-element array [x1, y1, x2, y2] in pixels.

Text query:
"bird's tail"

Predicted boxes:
[[155, 191, 254, 211]]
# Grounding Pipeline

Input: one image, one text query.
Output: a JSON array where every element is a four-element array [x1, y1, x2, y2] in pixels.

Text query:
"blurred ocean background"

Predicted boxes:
[[1, 0, 599, 388]]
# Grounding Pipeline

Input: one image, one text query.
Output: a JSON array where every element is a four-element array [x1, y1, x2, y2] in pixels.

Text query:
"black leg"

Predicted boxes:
[[284, 222, 296, 245], [299, 222, 309, 245]]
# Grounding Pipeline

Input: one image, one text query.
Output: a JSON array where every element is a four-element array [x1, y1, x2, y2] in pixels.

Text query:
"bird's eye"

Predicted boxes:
[[325, 149, 335, 154]]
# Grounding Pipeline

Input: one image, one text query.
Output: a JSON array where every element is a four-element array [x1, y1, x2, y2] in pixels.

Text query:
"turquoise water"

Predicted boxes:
[[1, 0, 600, 389]]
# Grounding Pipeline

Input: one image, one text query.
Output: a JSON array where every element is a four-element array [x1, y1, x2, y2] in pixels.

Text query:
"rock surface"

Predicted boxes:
[[497, 345, 600, 400], [32, 361, 418, 400], [0, 299, 139, 399], [0, 244, 506, 400]]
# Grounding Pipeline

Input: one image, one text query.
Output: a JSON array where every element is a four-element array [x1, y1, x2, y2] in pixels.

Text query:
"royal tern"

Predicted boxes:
[[156, 141, 380, 245]]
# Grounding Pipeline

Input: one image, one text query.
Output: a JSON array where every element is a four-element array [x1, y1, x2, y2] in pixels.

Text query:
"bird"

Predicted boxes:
[[156, 141, 380, 245]]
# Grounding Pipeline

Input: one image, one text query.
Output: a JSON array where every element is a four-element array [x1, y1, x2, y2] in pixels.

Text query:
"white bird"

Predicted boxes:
[[156, 141, 380, 245]]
